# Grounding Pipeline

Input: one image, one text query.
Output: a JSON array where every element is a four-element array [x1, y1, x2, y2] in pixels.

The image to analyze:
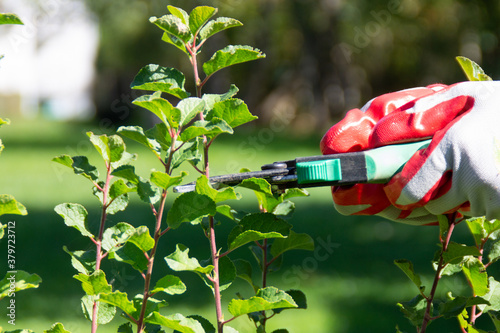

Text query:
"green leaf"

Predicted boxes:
[[227, 213, 291, 251], [180, 118, 233, 141], [167, 5, 189, 24], [202, 256, 236, 292], [462, 257, 489, 297], [161, 32, 188, 54], [117, 323, 133, 333], [170, 138, 203, 170], [132, 92, 181, 128], [109, 242, 149, 272], [271, 231, 314, 257], [467, 216, 487, 247], [109, 179, 136, 200], [55, 203, 93, 238], [137, 178, 162, 205], [81, 295, 116, 324], [44, 323, 71, 333], [166, 192, 216, 229], [177, 97, 206, 126], [203, 45, 265, 77], [132, 295, 167, 320], [146, 123, 173, 151], [63, 247, 96, 275], [150, 15, 192, 43], [202, 85, 239, 110], [0, 271, 42, 299], [0, 194, 27, 216], [74, 270, 112, 296], [216, 204, 237, 220], [488, 311, 500, 332], [0, 13, 23, 25], [150, 171, 187, 190], [479, 277, 500, 312], [195, 175, 239, 203], [272, 201, 295, 217], [52, 155, 99, 181], [394, 259, 423, 293], [199, 17, 242, 40], [127, 226, 155, 252], [397, 294, 427, 328], [285, 289, 307, 310], [102, 222, 136, 252], [165, 244, 214, 274], [109, 195, 129, 216], [228, 287, 297, 317], [456, 56, 493, 81], [443, 242, 481, 264], [173, 315, 215, 333], [99, 290, 137, 319], [117, 126, 163, 156], [188, 6, 217, 35], [233, 259, 255, 290], [439, 296, 489, 319], [208, 98, 257, 128], [145, 312, 205, 333], [87, 132, 126, 165], [131, 64, 189, 99], [238, 178, 273, 196], [151, 275, 186, 295], [488, 240, 500, 264], [112, 165, 139, 184]]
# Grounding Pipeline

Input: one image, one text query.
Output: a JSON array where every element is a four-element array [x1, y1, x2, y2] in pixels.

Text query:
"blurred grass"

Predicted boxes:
[[0, 118, 494, 332]]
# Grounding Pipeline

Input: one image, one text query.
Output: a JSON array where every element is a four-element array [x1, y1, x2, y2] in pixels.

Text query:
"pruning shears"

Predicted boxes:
[[173, 139, 431, 193]]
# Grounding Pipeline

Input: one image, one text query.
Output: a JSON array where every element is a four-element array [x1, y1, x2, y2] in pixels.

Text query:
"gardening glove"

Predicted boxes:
[[320, 81, 500, 225]]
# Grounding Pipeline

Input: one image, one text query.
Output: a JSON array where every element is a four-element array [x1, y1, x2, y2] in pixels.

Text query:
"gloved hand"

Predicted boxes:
[[320, 81, 500, 225]]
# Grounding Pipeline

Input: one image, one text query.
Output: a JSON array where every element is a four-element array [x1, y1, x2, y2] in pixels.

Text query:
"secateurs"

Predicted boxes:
[[173, 139, 431, 193]]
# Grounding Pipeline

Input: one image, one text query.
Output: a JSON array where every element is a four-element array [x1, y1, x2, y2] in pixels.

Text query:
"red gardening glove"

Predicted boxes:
[[321, 81, 500, 225]]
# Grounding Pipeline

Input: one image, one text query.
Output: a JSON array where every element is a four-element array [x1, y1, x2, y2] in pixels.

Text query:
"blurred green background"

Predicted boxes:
[[1, 0, 500, 332]]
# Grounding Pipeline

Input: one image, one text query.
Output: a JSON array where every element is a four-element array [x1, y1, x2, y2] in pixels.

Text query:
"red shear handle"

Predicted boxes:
[[321, 81, 500, 225]]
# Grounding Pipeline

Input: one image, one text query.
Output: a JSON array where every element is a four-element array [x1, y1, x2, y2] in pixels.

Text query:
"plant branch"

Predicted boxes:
[[91, 164, 113, 333], [136, 189, 168, 333], [208, 216, 224, 333], [420, 212, 458, 333]]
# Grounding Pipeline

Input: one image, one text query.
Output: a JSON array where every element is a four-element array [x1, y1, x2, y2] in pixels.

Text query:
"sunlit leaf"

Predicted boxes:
[[0, 13, 23, 25], [203, 45, 265, 77], [165, 244, 214, 274], [227, 213, 291, 251], [151, 275, 186, 295], [228, 287, 297, 317], [132, 92, 181, 128], [208, 98, 257, 128], [44, 323, 71, 333], [0, 271, 42, 299], [99, 290, 137, 319], [151, 171, 187, 190], [0, 194, 27, 216], [81, 294, 116, 325], [145, 312, 205, 333], [150, 15, 191, 43], [55, 203, 93, 238], [131, 64, 189, 99], [188, 6, 217, 35], [456, 56, 492, 81], [74, 270, 112, 296], [462, 257, 489, 297], [199, 17, 242, 40], [166, 192, 216, 229], [102, 222, 136, 252]]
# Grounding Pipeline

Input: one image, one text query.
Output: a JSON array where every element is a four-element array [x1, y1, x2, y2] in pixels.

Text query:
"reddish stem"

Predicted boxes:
[[420, 213, 458, 333], [91, 163, 113, 333]]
